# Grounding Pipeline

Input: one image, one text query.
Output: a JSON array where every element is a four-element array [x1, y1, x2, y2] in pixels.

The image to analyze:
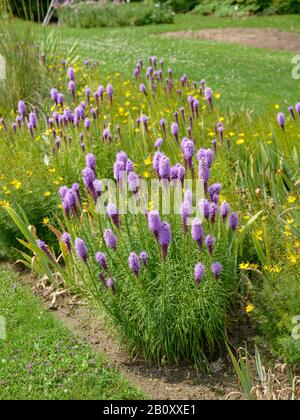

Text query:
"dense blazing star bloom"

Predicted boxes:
[[104, 229, 117, 250], [61, 232, 71, 252], [65, 189, 78, 215], [57, 93, 64, 106], [98, 85, 105, 101], [204, 87, 213, 110], [171, 122, 179, 143], [148, 210, 161, 239], [140, 83, 147, 95], [116, 151, 128, 165], [86, 153, 96, 172], [139, 251, 148, 267], [209, 202, 218, 224], [114, 160, 125, 182], [277, 112, 285, 130], [36, 240, 54, 261], [167, 67, 172, 77], [197, 148, 214, 168], [72, 183, 81, 204], [128, 252, 141, 276], [75, 238, 88, 263], [59, 186, 68, 199], [198, 199, 210, 220], [102, 127, 110, 141], [68, 81, 75, 100], [153, 151, 163, 175], [106, 83, 113, 104], [205, 234, 215, 256], [174, 163, 185, 183], [181, 138, 195, 169], [128, 172, 139, 194], [220, 201, 230, 221], [82, 167, 95, 191], [29, 112, 37, 129], [211, 262, 222, 279], [198, 159, 210, 191], [95, 252, 108, 271], [107, 203, 120, 228], [296, 103, 300, 116], [51, 88, 58, 104], [93, 179, 103, 198], [85, 86, 91, 101], [154, 138, 163, 148], [191, 218, 204, 249], [67, 67, 75, 81], [208, 183, 222, 201], [181, 200, 193, 236], [106, 278, 116, 294], [194, 263, 205, 285], [193, 99, 199, 116], [126, 159, 134, 173], [158, 156, 171, 180], [134, 68, 140, 78], [229, 213, 239, 231], [18, 100, 26, 117], [159, 222, 172, 259], [91, 108, 97, 119]]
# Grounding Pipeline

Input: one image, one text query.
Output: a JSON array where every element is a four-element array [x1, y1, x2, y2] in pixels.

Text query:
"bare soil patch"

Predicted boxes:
[[18, 270, 239, 400], [163, 28, 300, 53]]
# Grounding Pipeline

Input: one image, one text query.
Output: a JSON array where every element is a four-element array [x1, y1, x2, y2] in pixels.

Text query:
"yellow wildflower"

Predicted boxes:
[[42, 217, 49, 225], [246, 304, 254, 314], [44, 192, 51, 198]]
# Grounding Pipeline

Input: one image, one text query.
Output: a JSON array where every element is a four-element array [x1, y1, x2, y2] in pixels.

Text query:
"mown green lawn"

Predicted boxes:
[[0, 268, 144, 400], [29, 13, 300, 113]]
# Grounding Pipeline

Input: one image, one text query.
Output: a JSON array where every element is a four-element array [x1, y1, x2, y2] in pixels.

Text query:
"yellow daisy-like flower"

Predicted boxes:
[[287, 196, 297, 204], [274, 104, 280, 109], [255, 230, 263, 241], [11, 179, 22, 190], [143, 171, 150, 178], [144, 156, 152, 166], [0, 200, 10, 208], [44, 192, 51, 198], [246, 304, 254, 314], [48, 168, 56, 174], [42, 217, 49, 225], [215, 92, 221, 99], [288, 255, 298, 264], [236, 139, 245, 145]]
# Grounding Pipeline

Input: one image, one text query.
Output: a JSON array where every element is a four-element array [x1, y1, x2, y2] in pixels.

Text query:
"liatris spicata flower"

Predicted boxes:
[[211, 262, 222, 279], [194, 263, 205, 285], [85, 87, 91, 104], [93, 179, 103, 198], [82, 167, 96, 196], [208, 183, 222, 201], [160, 118, 166, 135], [128, 172, 139, 194], [209, 202, 218, 224], [65, 189, 78, 216], [198, 159, 210, 192], [84, 118, 90, 130], [205, 234, 215, 255], [296, 103, 300, 116], [106, 83, 113, 105], [86, 153, 96, 172], [104, 229, 117, 250], [116, 151, 128, 165], [51, 88, 58, 104], [61, 232, 71, 252], [67, 67, 75, 81], [204, 87, 213, 110], [229, 213, 239, 231], [128, 252, 141, 276], [95, 252, 108, 271], [220, 201, 230, 220], [158, 156, 171, 180], [171, 122, 179, 143], [99, 272, 106, 286], [148, 210, 161, 239], [181, 138, 195, 172], [106, 203, 120, 228], [75, 238, 88, 263], [198, 199, 210, 220], [139, 251, 148, 266], [126, 159, 134, 173], [36, 240, 54, 261], [277, 112, 285, 130], [154, 138, 163, 148], [114, 160, 125, 183], [18, 100, 26, 117], [181, 200, 192, 236], [197, 148, 214, 168], [191, 218, 204, 250], [106, 278, 116, 294], [159, 221, 172, 259], [59, 186, 68, 199], [140, 83, 147, 95], [68, 80, 75, 100], [57, 93, 64, 106], [173, 163, 185, 183], [153, 151, 163, 175]]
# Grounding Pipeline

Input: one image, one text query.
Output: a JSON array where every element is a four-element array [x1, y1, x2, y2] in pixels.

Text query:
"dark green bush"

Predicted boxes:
[[57, 2, 174, 28], [5, 0, 51, 21]]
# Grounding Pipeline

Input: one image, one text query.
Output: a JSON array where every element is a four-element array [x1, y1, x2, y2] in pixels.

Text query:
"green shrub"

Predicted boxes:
[[4, 0, 51, 21], [57, 2, 174, 28]]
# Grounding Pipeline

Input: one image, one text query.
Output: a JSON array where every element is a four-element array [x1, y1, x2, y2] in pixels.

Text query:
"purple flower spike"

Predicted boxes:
[[82, 167, 96, 195], [139, 251, 148, 267], [288, 106, 295, 120], [107, 203, 120, 228], [86, 153, 96, 171], [211, 262, 223, 279], [220, 202, 230, 220], [51, 88, 58, 104], [205, 234, 215, 256], [209, 202, 218, 224], [148, 210, 161, 239], [159, 222, 172, 259], [128, 252, 141, 276], [140, 83, 147, 95], [36, 240, 54, 261], [194, 263, 205, 285], [75, 238, 88, 263], [205, 87, 213, 110], [171, 122, 179, 143], [18, 100, 26, 117], [295, 103, 300, 116], [104, 229, 117, 250], [84, 117, 91, 130], [61, 232, 71, 252], [158, 156, 171, 180], [67, 67, 75, 81], [154, 138, 163, 148], [198, 199, 210, 220], [277, 112, 285, 130], [191, 218, 204, 250], [95, 252, 108, 271], [106, 83, 113, 104], [106, 278, 116, 294], [229, 213, 239, 231]]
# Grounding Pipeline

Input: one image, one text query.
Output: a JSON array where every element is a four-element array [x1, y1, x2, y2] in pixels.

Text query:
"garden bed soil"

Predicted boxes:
[[18, 270, 240, 400], [163, 28, 300, 53]]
